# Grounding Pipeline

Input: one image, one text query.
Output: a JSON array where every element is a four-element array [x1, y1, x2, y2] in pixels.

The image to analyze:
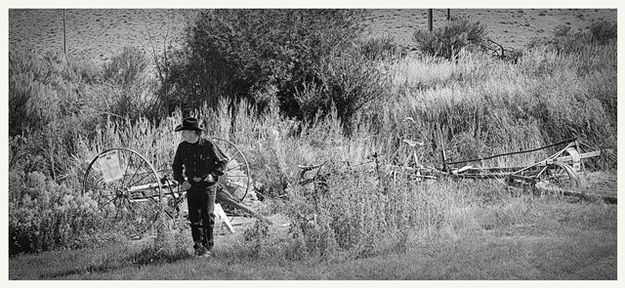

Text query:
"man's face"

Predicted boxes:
[[181, 130, 198, 143]]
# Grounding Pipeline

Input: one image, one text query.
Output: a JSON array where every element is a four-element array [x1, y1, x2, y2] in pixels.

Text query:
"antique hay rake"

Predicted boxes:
[[386, 137, 616, 203], [81, 138, 263, 239], [299, 137, 615, 205], [82, 135, 614, 239]]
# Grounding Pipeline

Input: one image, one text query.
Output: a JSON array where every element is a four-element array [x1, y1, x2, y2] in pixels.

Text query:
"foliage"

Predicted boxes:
[[133, 223, 192, 265], [527, 20, 617, 55], [295, 50, 392, 132], [102, 46, 150, 87], [9, 171, 101, 255], [588, 20, 617, 44], [164, 9, 371, 122], [9, 50, 100, 136], [7, 11, 617, 258], [359, 35, 406, 61], [101, 46, 161, 121], [413, 16, 488, 59], [9, 51, 105, 180]]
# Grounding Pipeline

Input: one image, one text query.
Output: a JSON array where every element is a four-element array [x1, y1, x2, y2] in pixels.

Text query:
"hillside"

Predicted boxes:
[[9, 9, 617, 64]]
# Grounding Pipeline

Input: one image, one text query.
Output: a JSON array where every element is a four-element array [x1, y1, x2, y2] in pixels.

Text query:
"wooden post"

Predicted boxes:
[[428, 9, 433, 31], [574, 138, 584, 172], [438, 126, 448, 172], [62, 10, 67, 55], [447, 9, 451, 21]]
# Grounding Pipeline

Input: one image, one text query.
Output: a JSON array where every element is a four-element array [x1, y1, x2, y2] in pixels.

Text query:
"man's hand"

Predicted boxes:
[[205, 174, 215, 183], [181, 180, 191, 191]]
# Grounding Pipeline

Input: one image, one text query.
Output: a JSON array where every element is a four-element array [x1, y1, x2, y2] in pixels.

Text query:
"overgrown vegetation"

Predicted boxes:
[[413, 17, 488, 60], [164, 9, 376, 126], [8, 9, 617, 277], [527, 20, 617, 54]]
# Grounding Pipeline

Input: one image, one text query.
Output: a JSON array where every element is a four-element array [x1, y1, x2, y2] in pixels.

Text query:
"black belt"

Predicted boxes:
[[189, 175, 216, 185]]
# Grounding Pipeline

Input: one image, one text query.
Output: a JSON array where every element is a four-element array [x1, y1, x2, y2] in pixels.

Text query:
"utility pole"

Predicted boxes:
[[62, 10, 67, 55], [428, 9, 433, 31]]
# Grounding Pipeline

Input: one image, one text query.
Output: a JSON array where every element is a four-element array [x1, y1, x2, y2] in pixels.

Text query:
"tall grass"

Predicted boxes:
[[373, 43, 615, 165]]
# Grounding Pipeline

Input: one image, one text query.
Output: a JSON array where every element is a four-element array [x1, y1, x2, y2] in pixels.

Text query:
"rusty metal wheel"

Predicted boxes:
[[82, 148, 163, 239]]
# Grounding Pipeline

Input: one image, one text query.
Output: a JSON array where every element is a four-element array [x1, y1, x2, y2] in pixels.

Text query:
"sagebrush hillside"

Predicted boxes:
[[9, 9, 616, 63]]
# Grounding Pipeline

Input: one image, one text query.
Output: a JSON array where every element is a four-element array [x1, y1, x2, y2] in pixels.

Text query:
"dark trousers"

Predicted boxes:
[[187, 183, 216, 250]]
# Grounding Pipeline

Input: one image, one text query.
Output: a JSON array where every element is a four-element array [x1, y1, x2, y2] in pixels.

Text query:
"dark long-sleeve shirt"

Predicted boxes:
[[172, 138, 229, 184]]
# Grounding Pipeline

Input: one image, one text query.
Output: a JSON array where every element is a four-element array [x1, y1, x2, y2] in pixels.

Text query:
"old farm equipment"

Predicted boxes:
[[389, 137, 615, 203], [81, 138, 263, 239], [81, 135, 614, 239]]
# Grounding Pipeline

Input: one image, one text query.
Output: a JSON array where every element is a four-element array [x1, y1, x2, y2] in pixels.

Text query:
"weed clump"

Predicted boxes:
[[413, 16, 488, 60], [133, 224, 191, 265]]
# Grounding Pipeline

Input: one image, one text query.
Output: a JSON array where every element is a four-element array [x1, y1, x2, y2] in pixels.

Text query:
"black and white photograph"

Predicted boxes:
[[5, 0, 621, 283]]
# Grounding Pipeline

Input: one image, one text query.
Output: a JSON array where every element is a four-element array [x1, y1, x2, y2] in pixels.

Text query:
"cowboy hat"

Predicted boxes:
[[174, 117, 204, 132]]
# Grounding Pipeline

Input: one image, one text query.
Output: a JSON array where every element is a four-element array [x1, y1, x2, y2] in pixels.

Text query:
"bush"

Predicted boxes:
[[8, 48, 164, 253], [280, 160, 487, 260], [527, 20, 616, 55], [101, 46, 161, 121], [165, 9, 368, 118], [589, 20, 617, 44], [413, 16, 487, 59], [102, 46, 150, 87], [9, 50, 100, 136], [9, 47, 164, 182], [295, 50, 391, 132], [359, 35, 405, 61], [9, 171, 101, 255]]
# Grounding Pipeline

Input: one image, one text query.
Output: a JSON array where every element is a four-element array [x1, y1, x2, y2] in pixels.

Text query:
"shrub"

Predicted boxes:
[[589, 20, 617, 44], [133, 224, 191, 265], [9, 50, 97, 136], [295, 50, 391, 132], [279, 159, 493, 260], [101, 46, 161, 121], [9, 47, 164, 182], [413, 16, 487, 59], [165, 9, 369, 119], [526, 20, 616, 55], [102, 46, 150, 87], [553, 24, 571, 37], [9, 171, 101, 255], [359, 35, 405, 61]]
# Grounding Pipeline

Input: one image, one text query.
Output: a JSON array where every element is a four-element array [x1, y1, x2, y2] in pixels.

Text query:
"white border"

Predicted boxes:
[[2, 1, 623, 288]]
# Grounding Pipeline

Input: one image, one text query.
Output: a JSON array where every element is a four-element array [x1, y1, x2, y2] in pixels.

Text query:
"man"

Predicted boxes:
[[172, 117, 228, 257]]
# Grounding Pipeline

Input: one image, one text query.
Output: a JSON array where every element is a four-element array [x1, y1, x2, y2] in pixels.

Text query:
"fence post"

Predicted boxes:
[[62, 10, 67, 55], [428, 9, 433, 31]]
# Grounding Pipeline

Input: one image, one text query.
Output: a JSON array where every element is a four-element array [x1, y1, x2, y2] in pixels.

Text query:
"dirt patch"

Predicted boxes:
[[9, 9, 616, 64]]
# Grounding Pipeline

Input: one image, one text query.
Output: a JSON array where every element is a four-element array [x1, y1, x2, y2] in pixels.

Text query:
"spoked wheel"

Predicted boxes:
[[211, 137, 251, 202], [82, 148, 163, 239], [159, 173, 187, 228], [155, 164, 185, 221], [538, 163, 581, 190]]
